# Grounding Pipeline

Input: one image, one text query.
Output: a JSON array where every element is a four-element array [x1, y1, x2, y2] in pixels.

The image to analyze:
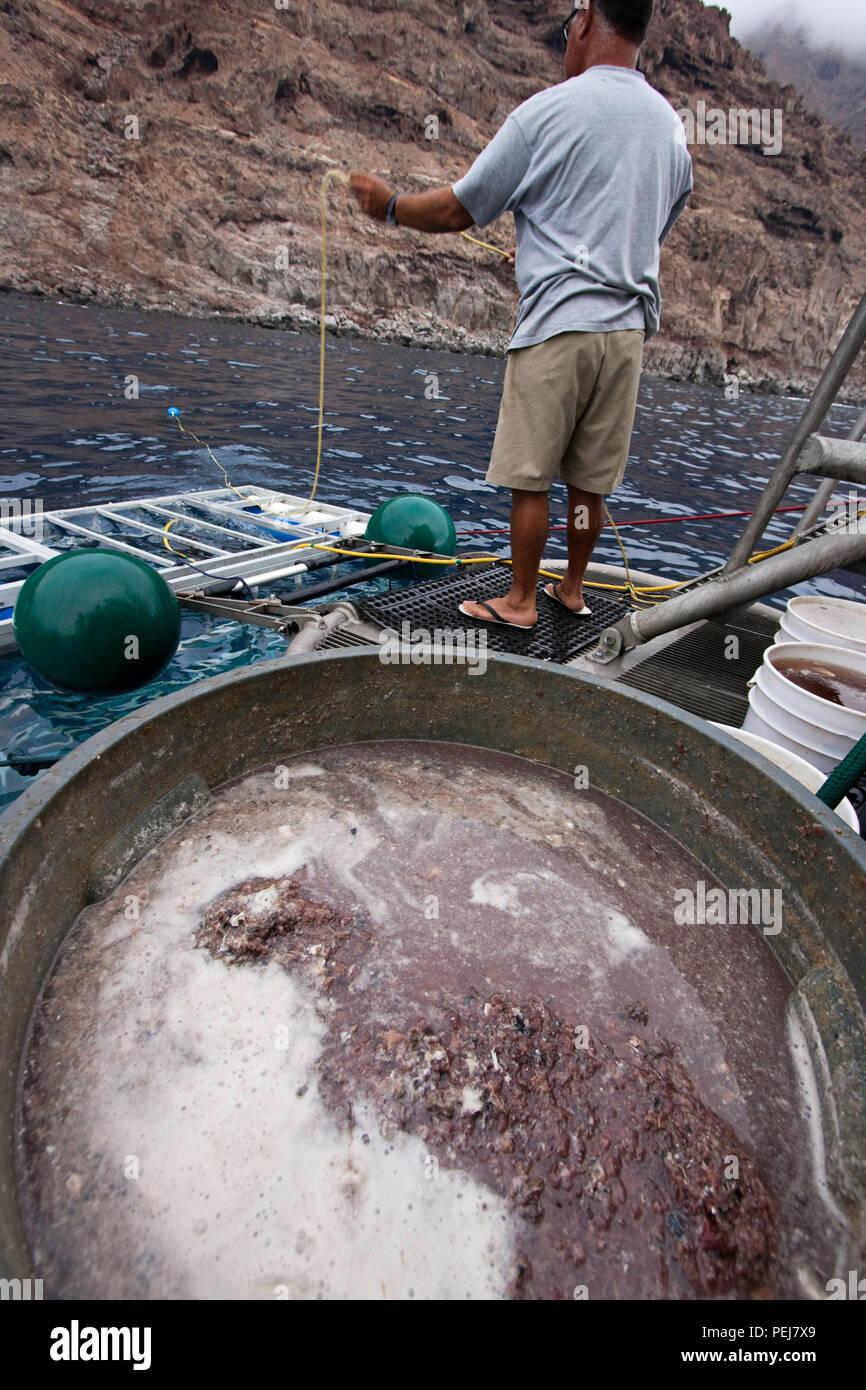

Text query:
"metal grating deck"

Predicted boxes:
[[358, 566, 631, 663], [320, 628, 379, 651], [617, 617, 777, 727]]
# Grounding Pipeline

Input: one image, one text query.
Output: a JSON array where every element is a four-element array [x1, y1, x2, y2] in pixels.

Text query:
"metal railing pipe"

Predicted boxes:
[[617, 524, 866, 648], [723, 293, 866, 572], [793, 403, 866, 535], [795, 435, 866, 482]]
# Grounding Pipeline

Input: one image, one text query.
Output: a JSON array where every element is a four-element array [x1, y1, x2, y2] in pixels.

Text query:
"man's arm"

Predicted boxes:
[[350, 173, 473, 232], [350, 112, 530, 233]]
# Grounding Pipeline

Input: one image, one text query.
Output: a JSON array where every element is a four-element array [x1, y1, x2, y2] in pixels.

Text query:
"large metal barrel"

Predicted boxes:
[[1, 649, 865, 1290]]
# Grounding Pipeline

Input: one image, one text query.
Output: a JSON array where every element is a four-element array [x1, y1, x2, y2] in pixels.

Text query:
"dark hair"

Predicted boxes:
[[593, 0, 654, 45]]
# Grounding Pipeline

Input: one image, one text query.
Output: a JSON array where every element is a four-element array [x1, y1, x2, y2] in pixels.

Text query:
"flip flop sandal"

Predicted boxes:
[[543, 582, 592, 617], [458, 600, 537, 632]]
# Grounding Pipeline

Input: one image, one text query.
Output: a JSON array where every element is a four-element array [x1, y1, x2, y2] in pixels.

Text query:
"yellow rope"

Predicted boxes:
[[162, 518, 184, 555], [591, 502, 866, 605], [748, 537, 796, 563], [460, 230, 514, 260], [165, 416, 282, 559], [171, 417, 250, 504], [603, 503, 640, 601], [163, 169, 353, 553], [601, 504, 689, 605], [289, 541, 494, 567], [593, 502, 812, 607], [289, 540, 564, 581]]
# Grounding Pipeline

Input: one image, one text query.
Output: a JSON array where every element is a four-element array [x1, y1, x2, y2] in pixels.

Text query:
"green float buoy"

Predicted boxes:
[[14, 549, 181, 693], [365, 495, 457, 559]]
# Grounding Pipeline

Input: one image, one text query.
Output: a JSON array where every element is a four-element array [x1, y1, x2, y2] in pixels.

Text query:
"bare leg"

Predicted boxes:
[[546, 486, 604, 612], [461, 488, 549, 627]]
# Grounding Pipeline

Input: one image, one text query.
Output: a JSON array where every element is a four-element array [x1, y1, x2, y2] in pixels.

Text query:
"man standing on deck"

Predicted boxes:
[[349, 0, 692, 630]]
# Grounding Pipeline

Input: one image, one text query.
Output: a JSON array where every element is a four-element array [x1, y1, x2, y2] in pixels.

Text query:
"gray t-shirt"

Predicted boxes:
[[452, 65, 693, 349]]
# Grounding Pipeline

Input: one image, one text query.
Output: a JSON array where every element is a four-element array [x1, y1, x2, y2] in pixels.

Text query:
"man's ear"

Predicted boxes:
[[576, 1, 594, 39]]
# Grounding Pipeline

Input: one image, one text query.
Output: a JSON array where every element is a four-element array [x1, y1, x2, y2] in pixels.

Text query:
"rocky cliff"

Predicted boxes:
[[0, 0, 864, 396]]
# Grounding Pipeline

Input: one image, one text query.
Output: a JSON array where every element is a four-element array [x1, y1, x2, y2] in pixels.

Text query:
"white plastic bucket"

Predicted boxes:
[[747, 680, 853, 763], [779, 595, 866, 656], [763, 642, 866, 737], [742, 703, 839, 777], [743, 641, 866, 776], [713, 722, 860, 831]]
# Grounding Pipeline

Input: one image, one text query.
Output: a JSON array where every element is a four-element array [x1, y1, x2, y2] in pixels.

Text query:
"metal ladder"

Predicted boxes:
[[592, 292, 866, 661]]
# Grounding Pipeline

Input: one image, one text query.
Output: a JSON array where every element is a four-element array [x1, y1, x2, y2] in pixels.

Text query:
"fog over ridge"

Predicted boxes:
[[703, 0, 866, 54]]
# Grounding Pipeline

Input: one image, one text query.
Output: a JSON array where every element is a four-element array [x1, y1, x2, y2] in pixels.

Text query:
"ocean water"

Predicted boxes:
[[2, 293, 864, 586], [0, 291, 863, 804]]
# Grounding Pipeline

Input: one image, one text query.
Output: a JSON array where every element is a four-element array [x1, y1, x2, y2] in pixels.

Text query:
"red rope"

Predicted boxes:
[[457, 503, 809, 536]]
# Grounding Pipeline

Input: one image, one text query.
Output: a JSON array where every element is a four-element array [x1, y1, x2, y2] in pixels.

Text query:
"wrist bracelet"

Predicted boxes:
[[385, 193, 400, 227]]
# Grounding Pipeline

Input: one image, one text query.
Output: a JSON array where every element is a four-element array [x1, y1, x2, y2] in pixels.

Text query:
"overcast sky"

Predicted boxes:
[[705, 0, 866, 52]]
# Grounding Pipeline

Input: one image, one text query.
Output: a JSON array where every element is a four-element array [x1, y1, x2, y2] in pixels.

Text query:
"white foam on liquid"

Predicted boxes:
[[603, 911, 653, 966], [32, 813, 515, 1300]]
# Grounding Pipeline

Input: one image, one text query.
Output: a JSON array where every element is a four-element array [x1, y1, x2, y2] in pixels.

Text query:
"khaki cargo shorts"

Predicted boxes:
[[487, 328, 645, 495]]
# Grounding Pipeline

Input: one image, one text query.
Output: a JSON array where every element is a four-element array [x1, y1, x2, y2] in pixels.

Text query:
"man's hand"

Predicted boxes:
[[349, 173, 474, 234], [349, 172, 395, 222]]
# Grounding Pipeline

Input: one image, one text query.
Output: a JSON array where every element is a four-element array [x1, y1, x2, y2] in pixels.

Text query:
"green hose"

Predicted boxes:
[[816, 732, 866, 810]]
